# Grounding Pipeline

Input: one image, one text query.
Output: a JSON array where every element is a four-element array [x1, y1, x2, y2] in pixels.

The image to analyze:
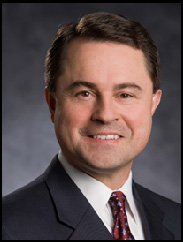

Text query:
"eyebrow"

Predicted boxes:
[[66, 81, 97, 91], [66, 81, 142, 92], [113, 82, 142, 92]]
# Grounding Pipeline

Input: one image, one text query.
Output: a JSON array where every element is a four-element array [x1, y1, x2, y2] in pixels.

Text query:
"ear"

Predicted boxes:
[[44, 86, 56, 123], [151, 89, 162, 116]]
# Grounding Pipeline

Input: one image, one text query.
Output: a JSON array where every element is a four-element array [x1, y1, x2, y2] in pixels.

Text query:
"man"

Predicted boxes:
[[2, 12, 181, 240]]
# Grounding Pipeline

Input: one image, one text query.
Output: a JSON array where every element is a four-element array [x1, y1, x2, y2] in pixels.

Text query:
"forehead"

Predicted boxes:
[[59, 39, 152, 90]]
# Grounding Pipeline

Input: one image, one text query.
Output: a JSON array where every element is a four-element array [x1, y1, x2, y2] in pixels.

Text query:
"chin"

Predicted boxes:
[[79, 154, 132, 174]]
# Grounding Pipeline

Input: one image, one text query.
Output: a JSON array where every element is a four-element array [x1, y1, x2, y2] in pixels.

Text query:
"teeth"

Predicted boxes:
[[92, 135, 120, 140]]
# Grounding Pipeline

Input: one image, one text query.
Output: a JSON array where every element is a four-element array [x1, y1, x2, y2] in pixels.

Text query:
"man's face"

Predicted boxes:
[[46, 40, 161, 175]]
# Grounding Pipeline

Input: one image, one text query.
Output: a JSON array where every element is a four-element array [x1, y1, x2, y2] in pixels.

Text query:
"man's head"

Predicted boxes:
[[44, 12, 162, 180], [45, 12, 160, 94]]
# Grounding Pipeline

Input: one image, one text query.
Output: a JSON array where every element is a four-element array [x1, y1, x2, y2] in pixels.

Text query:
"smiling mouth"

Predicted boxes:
[[88, 135, 122, 140]]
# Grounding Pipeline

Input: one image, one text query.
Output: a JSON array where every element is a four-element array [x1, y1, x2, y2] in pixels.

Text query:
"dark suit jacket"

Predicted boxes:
[[2, 155, 181, 240]]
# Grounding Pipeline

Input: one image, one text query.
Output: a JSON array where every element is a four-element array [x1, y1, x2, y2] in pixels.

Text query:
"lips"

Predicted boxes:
[[88, 134, 121, 140], [79, 127, 124, 140]]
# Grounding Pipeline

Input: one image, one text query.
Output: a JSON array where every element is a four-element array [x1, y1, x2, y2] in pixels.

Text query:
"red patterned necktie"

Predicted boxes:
[[109, 191, 135, 240]]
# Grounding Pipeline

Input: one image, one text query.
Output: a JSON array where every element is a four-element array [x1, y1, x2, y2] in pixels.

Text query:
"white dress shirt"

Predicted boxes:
[[58, 150, 145, 240]]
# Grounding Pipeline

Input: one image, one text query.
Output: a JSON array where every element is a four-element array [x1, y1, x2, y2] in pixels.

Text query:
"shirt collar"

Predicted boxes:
[[58, 150, 136, 221], [117, 171, 137, 222]]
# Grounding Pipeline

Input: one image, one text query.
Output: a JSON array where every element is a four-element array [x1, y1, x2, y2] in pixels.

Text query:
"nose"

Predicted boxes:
[[91, 95, 120, 124]]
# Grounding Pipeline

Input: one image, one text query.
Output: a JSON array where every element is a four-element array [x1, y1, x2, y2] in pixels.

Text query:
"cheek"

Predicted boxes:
[[67, 105, 91, 128], [55, 103, 91, 139], [125, 106, 152, 140]]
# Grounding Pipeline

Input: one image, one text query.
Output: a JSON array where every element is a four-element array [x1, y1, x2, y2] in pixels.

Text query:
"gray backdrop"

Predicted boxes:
[[2, 3, 181, 203]]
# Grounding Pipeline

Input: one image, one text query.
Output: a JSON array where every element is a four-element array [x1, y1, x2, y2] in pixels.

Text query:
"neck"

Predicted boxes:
[[60, 150, 133, 190], [78, 161, 133, 190]]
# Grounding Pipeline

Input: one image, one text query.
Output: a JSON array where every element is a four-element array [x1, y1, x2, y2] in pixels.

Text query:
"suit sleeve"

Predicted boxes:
[[2, 228, 11, 240]]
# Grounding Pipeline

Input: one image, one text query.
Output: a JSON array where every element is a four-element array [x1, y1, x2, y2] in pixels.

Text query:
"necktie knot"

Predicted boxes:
[[109, 191, 126, 218], [109, 191, 134, 240]]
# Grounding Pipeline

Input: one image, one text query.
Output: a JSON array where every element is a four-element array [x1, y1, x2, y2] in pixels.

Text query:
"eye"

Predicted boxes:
[[120, 93, 133, 98], [74, 90, 95, 100], [77, 91, 91, 97]]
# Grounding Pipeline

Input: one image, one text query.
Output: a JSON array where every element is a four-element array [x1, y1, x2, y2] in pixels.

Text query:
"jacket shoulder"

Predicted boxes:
[[134, 182, 181, 240], [2, 173, 72, 240], [2, 175, 47, 238], [134, 182, 181, 211]]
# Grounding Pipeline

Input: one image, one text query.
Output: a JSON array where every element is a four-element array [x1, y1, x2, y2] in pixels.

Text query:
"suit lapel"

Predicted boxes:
[[44, 156, 113, 240], [133, 182, 174, 240], [44, 156, 174, 240], [69, 204, 113, 240]]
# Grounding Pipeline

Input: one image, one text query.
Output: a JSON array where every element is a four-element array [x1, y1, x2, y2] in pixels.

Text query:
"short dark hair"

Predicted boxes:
[[44, 12, 160, 94]]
